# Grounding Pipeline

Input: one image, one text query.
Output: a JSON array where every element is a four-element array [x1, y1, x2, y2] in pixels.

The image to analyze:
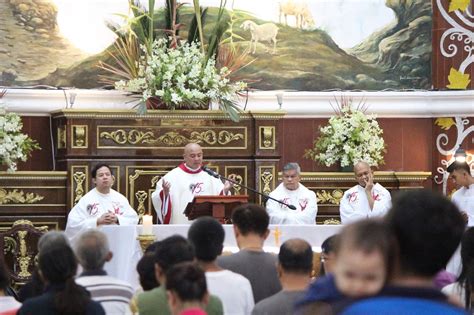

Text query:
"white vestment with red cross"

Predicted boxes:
[[266, 182, 318, 224], [339, 183, 391, 224], [151, 163, 226, 224], [65, 188, 139, 243]]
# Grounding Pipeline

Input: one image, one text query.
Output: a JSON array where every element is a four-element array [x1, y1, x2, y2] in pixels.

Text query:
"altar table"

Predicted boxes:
[[101, 224, 342, 289]]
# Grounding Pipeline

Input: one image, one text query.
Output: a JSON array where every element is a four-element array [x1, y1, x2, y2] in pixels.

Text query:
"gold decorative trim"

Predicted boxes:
[[0, 171, 67, 180], [71, 125, 88, 148], [0, 189, 44, 205], [259, 126, 276, 150], [98, 126, 247, 149], [109, 166, 120, 193], [323, 218, 341, 225], [135, 190, 148, 219], [127, 167, 171, 209], [71, 166, 89, 208], [0, 221, 59, 231], [225, 166, 248, 196], [295, 171, 432, 182], [51, 109, 286, 120], [12, 220, 48, 231], [316, 189, 344, 205], [258, 165, 275, 204], [57, 125, 66, 149], [17, 230, 31, 278]]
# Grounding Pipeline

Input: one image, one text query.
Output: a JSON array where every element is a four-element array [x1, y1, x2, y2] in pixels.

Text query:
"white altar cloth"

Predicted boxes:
[[101, 224, 342, 289]]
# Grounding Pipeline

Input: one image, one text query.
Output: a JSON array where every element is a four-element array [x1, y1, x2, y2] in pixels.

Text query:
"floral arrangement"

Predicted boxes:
[[304, 99, 385, 168], [0, 91, 40, 172], [115, 39, 246, 119]]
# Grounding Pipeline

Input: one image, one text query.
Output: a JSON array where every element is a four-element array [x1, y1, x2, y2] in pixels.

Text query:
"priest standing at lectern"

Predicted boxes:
[[152, 143, 232, 224]]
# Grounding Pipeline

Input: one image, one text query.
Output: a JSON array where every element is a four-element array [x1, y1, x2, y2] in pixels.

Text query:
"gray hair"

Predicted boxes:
[[38, 231, 70, 253], [75, 229, 110, 271], [283, 163, 301, 174]]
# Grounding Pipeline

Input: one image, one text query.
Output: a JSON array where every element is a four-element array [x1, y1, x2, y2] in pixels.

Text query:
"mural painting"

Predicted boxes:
[[0, 0, 432, 91]]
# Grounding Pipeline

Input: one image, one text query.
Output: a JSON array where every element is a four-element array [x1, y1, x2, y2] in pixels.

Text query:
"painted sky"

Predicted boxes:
[[51, 0, 395, 54]]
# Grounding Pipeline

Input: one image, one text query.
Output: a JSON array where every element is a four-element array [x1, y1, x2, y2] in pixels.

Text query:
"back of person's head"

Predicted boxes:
[[319, 234, 339, 276], [155, 235, 195, 272], [188, 216, 225, 262], [447, 161, 471, 174], [458, 228, 474, 309], [75, 229, 110, 271], [38, 244, 90, 314], [321, 235, 338, 256], [37, 231, 70, 253], [385, 189, 465, 277], [0, 260, 10, 293], [166, 262, 207, 312], [231, 203, 269, 237], [278, 238, 313, 274], [137, 253, 160, 291]]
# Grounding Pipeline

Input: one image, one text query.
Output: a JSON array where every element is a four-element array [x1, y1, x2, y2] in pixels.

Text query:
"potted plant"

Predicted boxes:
[[99, 0, 248, 122], [0, 90, 40, 172], [304, 97, 386, 169]]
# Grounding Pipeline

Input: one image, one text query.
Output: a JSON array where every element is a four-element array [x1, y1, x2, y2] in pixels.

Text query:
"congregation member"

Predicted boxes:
[[74, 229, 134, 315], [18, 244, 104, 315], [448, 161, 474, 226], [266, 163, 317, 224], [342, 189, 466, 314], [0, 262, 21, 315], [297, 219, 394, 314], [152, 142, 232, 224], [133, 235, 224, 315], [18, 231, 70, 302], [65, 164, 138, 242], [339, 161, 391, 224], [166, 262, 210, 315], [217, 204, 282, 303], [252, 239, 313, 315], [188, 216, 254, 315], [443, 227, 474, 312], [319, 234, 338, 276]]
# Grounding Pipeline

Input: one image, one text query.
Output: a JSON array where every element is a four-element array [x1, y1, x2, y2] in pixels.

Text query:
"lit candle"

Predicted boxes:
[[142, 215, 153, 235]]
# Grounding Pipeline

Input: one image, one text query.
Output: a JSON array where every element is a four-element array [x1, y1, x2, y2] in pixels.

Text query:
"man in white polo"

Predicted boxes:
[[266, 163, 317, 224], [339, 161, 391, 224]]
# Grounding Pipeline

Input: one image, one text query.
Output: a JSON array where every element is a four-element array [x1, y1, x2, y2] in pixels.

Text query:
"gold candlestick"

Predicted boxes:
[[137, 234, 156, 253]]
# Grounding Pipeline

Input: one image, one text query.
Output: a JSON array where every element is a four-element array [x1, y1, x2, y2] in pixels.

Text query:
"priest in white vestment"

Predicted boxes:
[[266, 163, 317, 224], [65, 164, 139, 242], [152, 143, 231, 224], [448, 161, 474, 226], [339, 161, 391, 224]]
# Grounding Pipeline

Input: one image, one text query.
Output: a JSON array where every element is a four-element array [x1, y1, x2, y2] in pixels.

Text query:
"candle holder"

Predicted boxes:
[[137, 234, 156, 253]]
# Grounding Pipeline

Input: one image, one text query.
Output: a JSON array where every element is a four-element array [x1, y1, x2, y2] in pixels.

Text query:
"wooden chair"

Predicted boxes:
[[0, 220, 48, 290]]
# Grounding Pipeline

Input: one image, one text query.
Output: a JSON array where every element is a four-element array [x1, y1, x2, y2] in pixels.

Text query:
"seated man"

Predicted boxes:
[[266, 163, 318, 224], [217, 204, 282, 303], [339, 161, 391, 224], [74, 229, 134, 315], [65, 163, 138, 243], [152, 143, 231, 224]]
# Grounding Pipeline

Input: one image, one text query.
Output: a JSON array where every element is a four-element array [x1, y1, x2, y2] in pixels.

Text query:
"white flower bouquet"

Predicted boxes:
[[115, 39, 246, 121], [304, 99, 385, 168], [0, 91, 40, 172]]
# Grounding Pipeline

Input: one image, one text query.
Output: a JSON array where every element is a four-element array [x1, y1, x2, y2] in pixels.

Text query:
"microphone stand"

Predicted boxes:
[[201, 166, 297, 210]]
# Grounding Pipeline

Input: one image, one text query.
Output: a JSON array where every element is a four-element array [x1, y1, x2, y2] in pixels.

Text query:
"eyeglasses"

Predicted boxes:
[[320, 254, 332, 263]]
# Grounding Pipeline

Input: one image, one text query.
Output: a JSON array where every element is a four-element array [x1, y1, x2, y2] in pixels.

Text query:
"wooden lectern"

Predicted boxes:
[[184, 195, 248, 223]]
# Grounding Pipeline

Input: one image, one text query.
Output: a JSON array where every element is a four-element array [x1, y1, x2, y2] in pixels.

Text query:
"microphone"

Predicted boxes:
[[201, 165, 297, 210]]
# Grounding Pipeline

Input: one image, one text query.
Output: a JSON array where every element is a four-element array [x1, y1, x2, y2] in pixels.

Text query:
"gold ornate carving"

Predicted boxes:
[[228, 174, 243, 195], [17, 231, 31, 278], [73, 172, 86, 205], [261, 171, 274, 195], [259, 126, 275, 149], [316, 189, 344, 205], [323, 218, 341, 225], [135, 190, 148, 219], [72, 125, 88, 148], [57, 125, 66, 149], [0, 189, 44, 205], [100, 129, 244, 146], [151, 176, 160, 188], [4, 236, 16, 255]]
